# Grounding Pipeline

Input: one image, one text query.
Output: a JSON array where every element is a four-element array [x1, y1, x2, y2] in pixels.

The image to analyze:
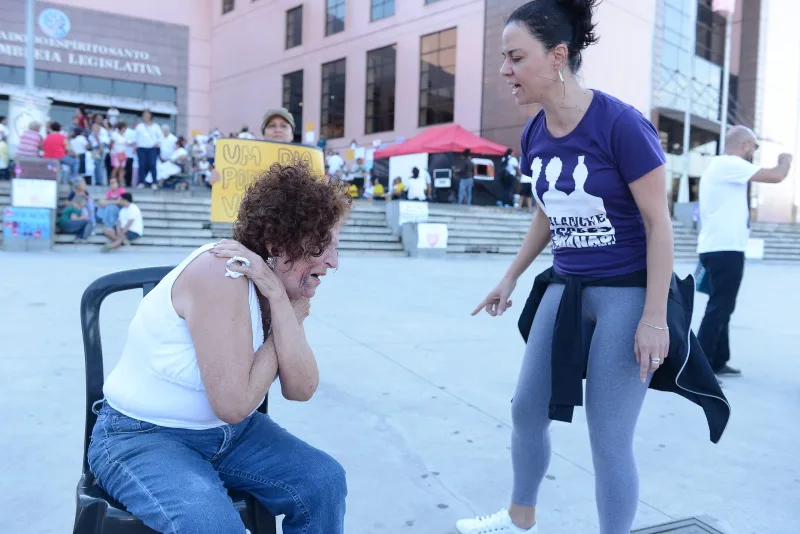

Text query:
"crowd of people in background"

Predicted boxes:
[[1, 103, 531, 211], [0, 102, 533, 252], [1, 107, 198, 190]]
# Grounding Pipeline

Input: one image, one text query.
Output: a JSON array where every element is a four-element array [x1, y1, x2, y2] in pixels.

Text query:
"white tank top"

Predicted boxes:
[[103, 243, 266, 429]]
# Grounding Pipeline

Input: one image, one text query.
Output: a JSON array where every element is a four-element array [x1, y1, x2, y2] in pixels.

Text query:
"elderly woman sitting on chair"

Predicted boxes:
[[88, 163, 350, 534]]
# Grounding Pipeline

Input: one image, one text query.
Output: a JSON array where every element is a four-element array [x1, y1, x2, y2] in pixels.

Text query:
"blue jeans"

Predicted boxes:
[[93, 151, 108, 186], [59, 219, 93, 240], [88, 401, 347, 534], [458, 178, 474, 205], [61, 155, 79, 182], [96, 204, 120, 227], [137, 147, 160, 185]]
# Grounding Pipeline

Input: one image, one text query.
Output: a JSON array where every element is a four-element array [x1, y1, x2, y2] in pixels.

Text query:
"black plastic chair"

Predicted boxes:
[[73, 266, 277, 534]]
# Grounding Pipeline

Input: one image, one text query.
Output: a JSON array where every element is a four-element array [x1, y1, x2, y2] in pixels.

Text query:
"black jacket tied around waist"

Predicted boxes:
[[517, 267, 730, 444]]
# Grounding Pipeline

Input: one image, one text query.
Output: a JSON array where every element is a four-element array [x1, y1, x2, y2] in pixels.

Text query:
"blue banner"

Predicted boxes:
[[2, 207, 51, 240]]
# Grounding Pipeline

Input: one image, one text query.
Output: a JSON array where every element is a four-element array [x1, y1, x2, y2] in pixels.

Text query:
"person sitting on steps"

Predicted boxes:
[[102, 192, 142, 251]]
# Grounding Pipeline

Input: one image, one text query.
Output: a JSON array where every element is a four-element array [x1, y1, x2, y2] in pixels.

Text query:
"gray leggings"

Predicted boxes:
[[511, 284, 651, 534]]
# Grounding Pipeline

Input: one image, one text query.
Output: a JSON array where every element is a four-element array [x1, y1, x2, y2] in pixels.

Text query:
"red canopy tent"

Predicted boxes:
[[373, 124, 509, 159]]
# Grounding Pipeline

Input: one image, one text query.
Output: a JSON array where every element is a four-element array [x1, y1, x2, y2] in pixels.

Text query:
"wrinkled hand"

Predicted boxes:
[[211, 239, 287, 302], [472, 276, 517, 317], [291, 297, 311, 322], [634, 320, 670, 383]]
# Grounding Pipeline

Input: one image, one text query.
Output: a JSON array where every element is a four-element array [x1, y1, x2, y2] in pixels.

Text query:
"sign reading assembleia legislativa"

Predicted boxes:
[[0, 6, 174, 80], [0, 31, 162, 77]]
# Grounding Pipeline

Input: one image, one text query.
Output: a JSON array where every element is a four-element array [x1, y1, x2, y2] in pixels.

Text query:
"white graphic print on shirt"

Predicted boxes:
[[534, 155, 616, 249]]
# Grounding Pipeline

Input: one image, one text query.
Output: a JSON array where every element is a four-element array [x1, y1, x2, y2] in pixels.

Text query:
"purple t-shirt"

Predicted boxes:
[[520, 90, 666, 278]]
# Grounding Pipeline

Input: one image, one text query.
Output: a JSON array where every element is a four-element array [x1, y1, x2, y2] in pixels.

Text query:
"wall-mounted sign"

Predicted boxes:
[[0, 0, 188, 86], [12, 177, 58, 209], [38, 8, 71, 38], [2, 206, 51, 240], [417, 223, 448, 249], [0, 27, 163, 77], [397, 200, 429, 226]]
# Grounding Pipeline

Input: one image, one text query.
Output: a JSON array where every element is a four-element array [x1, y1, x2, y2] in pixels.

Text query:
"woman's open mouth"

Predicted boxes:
[[511, 84, 522, 95]]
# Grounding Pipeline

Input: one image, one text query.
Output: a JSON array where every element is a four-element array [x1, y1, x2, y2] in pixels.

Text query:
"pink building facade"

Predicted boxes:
[[0, 0, 657, 152], [206, 0, 657, 154], [209, 0, 488, 151], [2, 0, 794, 221], [0, 0, 212, 134]]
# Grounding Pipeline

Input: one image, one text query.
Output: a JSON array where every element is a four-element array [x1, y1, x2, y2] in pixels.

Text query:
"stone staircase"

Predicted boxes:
[[428, 203, 800, 262], [0, 182, 404, 254], [3, 181, 800, 261]]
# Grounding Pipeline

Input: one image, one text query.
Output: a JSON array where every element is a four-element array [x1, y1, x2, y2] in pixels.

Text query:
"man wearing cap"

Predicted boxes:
[[261, 108, 295, 143]]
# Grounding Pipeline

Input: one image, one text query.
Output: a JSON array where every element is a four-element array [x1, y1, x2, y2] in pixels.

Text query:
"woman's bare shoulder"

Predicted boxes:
[[172, 250, 249, 318]]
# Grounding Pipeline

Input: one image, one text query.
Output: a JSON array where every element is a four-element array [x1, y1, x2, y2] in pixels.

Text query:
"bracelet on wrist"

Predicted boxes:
[[639, 320, 668, 331]]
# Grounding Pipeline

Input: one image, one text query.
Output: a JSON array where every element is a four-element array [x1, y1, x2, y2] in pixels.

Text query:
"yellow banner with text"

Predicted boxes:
[[210, 139, 326, 223]]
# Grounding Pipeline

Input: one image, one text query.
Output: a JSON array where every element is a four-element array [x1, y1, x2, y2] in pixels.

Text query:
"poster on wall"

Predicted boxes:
[[210, 139, 325, 223], [2, 207, 51, 240], [416, 223, 448, 249], [397, 200, 429, 226], [11, 178, 58, 209]]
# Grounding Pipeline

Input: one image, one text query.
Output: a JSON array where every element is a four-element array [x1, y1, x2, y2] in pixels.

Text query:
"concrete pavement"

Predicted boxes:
[[1, 249, 798, 533]]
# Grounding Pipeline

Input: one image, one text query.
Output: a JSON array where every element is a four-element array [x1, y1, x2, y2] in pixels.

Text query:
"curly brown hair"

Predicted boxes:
[[232, 163, 351, 264]]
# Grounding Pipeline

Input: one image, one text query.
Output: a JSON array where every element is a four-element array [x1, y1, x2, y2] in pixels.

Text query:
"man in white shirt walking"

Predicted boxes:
[[697, 125, 792, 376]]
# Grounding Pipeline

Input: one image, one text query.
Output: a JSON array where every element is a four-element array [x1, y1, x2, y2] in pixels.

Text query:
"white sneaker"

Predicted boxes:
[[456, 508, 538, 534]]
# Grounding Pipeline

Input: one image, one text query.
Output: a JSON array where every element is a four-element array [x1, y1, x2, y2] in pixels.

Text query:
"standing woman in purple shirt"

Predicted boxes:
[[458, 1, 676, 533]]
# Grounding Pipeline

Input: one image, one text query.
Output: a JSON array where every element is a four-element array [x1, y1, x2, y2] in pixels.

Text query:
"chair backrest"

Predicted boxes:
[[79, 266, 174, 474]]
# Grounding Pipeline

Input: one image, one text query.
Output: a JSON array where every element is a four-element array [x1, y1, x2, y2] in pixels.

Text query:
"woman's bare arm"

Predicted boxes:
[[209, 240, 320, 403], [505, 208, 551, 281], [174, 254, 280, 424], [265, 295, 318, 402], [629, 165, 674, 325]]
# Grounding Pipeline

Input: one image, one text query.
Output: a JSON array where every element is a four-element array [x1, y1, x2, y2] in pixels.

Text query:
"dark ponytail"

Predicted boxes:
[[506, 0, 600, 72]]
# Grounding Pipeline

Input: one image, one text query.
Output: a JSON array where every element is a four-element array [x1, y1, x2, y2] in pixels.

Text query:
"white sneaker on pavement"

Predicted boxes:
[[455, 509, 538, 534]]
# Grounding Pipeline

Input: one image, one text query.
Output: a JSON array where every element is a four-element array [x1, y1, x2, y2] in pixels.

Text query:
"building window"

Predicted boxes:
[[222, 0, 235, 14], [657, 0, 723, 123], [696, 0, 726, 67], [115, 80, 145, 99], [0, 67, 177, 103], [282, 70, 304, 143], [365, 45, 396, 134], [286, 6, 303, 49], [419, 27, 456, 127], [326, 0, 345, 36], [321, 59, 346, 139], [371, 0, 394, 21]]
